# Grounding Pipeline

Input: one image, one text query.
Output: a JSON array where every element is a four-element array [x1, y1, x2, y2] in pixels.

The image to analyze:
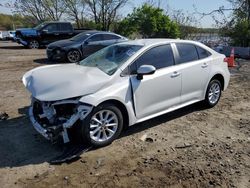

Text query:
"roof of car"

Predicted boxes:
[[122, 38, 199, 46], [83, 30, 120, 35]]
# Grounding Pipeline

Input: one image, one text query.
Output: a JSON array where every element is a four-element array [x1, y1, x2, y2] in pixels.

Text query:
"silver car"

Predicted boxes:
[[23, 39, 230, 147]]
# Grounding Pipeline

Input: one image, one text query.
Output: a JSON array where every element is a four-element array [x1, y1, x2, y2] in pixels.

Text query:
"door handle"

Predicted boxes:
[[54, 33, 59, 35], [171, 71, 181, 78], [201, 63, 208, 68]]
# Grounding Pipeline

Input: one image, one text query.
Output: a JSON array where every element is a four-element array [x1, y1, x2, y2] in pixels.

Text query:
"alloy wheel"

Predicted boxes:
[[208, 82, 221, 104], [29, 40, 39, 49], [67, 50, 80, 63], [89, 110, 118, 143]]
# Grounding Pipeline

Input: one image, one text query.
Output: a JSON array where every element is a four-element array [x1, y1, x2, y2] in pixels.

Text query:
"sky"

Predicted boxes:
[[0, 0, 233, 28]]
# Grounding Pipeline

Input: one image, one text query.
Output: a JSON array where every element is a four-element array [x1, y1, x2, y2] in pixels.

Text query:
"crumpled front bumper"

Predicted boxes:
[[29, 99, 93, 143], [29, 105, 50, 140], [16, 37, 28, 46]]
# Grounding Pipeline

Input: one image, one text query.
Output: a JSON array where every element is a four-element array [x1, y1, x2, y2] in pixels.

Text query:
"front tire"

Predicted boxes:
[[28, 40, 39, 49], [67, 50, 81, 63], [81, 103, 123, 147], [204, 79, 222, 108]]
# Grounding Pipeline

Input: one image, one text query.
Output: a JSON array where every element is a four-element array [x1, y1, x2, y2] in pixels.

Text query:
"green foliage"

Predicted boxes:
[[0, 13, 35, 30], [223, 20, 250, 47], [115, 4, 180, 39], [220, 0, 250, 46]]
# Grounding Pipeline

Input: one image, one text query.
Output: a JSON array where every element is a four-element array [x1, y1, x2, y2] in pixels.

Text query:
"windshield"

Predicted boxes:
[[79, 44, 143, 75], [70, 32, 92, 41], [34, 22, 48, 30]]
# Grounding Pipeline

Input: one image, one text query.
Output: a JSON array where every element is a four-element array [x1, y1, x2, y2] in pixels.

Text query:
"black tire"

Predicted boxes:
[[28, 40, 39, 49], [204, 79, 222, 108], [81, 103, 123, 147], [67, 49, 81, 63]]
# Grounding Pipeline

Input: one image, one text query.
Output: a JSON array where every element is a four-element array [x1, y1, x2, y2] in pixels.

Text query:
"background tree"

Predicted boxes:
[[0, 13, 35, 30], [170, 9, 199, 39], [13, 0, 48, 22], [195, 0, 250, 46], [63, 0, 85, 28], [116, 4, 180, 39], [42, 0, 66, 21], [223, 0, 250, 46], [85, 0, 128, 31]]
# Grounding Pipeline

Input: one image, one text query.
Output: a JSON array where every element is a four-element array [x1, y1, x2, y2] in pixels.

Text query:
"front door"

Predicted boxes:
[[130, 44, 181, 119], [41, 23, 60, 44]]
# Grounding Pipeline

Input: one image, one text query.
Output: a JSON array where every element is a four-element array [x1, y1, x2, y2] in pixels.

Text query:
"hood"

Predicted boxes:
[[23, 64, 111, 101], [16, 28, 37, 36], [48, 39, 78, 48]]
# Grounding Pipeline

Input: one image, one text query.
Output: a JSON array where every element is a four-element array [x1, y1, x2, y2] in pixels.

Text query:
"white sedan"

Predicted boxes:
[[23, 39, 230, 147]]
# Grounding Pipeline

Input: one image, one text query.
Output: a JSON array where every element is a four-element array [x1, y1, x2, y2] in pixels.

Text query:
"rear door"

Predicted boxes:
[[130, 44, 181, 119], [58, 23, 74, 40], [173, 43, 212, 104]]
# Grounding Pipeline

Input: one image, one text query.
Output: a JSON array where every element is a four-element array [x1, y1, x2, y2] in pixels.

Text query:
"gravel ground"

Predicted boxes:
[[0, 41, 249, 188]]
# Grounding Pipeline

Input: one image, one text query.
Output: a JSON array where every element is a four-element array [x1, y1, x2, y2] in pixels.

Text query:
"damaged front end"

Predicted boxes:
[[29, 98, 93, 143]]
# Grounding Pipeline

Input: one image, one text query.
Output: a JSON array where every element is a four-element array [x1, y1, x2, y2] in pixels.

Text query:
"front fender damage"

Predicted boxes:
[[29, 98, 93, 143]]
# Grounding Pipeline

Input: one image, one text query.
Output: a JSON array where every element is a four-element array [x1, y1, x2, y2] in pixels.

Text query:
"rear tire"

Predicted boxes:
[[204, 79, 222, 108], [81, 103, 123, 147]]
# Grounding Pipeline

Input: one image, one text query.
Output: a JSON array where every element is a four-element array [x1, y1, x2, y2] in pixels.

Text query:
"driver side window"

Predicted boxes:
[[129, 44, 174, 74]]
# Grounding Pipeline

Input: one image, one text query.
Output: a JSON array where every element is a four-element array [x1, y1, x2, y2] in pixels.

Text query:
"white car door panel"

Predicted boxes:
[[179, 58, 211, 103], [131, 66, 181, 119], [174, 43, 211, 104]]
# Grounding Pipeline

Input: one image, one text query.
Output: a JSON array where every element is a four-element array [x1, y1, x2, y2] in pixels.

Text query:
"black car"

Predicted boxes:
[[47, 31, 128, 63]]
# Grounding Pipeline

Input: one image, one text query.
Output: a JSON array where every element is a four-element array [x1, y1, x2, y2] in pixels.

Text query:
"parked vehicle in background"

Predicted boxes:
[[15, 22, 90, 49], [23, 39, 230, 147], [0, 31, 8, 40], [47, 31, 128, 63], [214, 45, 250, 60], [7, 31, 16, 41]]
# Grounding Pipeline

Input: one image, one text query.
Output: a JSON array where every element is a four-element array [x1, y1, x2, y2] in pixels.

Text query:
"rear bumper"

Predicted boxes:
[[224, 68, 230, 91]]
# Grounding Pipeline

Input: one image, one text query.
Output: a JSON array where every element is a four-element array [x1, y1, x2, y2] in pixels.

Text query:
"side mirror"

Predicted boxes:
[[136, 65, 156, 80], [42, 29, 48, 33]]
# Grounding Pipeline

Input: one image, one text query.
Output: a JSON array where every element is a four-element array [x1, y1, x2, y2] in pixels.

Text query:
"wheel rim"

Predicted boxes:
[[208, 82, 221, 104], [30, 40, 39, 48], [68, 50, 80, 63], [89, 110, 118, 143]]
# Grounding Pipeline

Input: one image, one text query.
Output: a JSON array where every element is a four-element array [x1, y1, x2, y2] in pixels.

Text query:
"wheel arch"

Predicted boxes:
[[67, 48, 83, 56], [97, 99, 129, 130], [210, 73, 225, 91]]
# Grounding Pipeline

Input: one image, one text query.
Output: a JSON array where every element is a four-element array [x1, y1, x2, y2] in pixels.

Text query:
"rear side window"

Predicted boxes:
[[60, 23, 72, 32], [196, 46, 211, 59], [130, 44, 174, 73], [103, 34, 121, 40], [44, 24, 59, 32], [88, 34, 103, 42], [176, 43, 199, 64]]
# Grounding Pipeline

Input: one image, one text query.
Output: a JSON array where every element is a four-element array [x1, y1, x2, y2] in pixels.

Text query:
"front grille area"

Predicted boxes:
[[33, 100, 50, 128], [32, 100, 78, 129]]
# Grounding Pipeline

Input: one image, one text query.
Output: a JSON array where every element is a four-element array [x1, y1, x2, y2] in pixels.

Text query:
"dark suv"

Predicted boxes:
[[47, 31, 128, 63], [15, 22, 88, 48]]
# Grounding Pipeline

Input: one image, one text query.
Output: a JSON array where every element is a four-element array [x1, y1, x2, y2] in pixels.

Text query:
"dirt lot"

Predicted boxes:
[[0, 41, 249, 188]]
